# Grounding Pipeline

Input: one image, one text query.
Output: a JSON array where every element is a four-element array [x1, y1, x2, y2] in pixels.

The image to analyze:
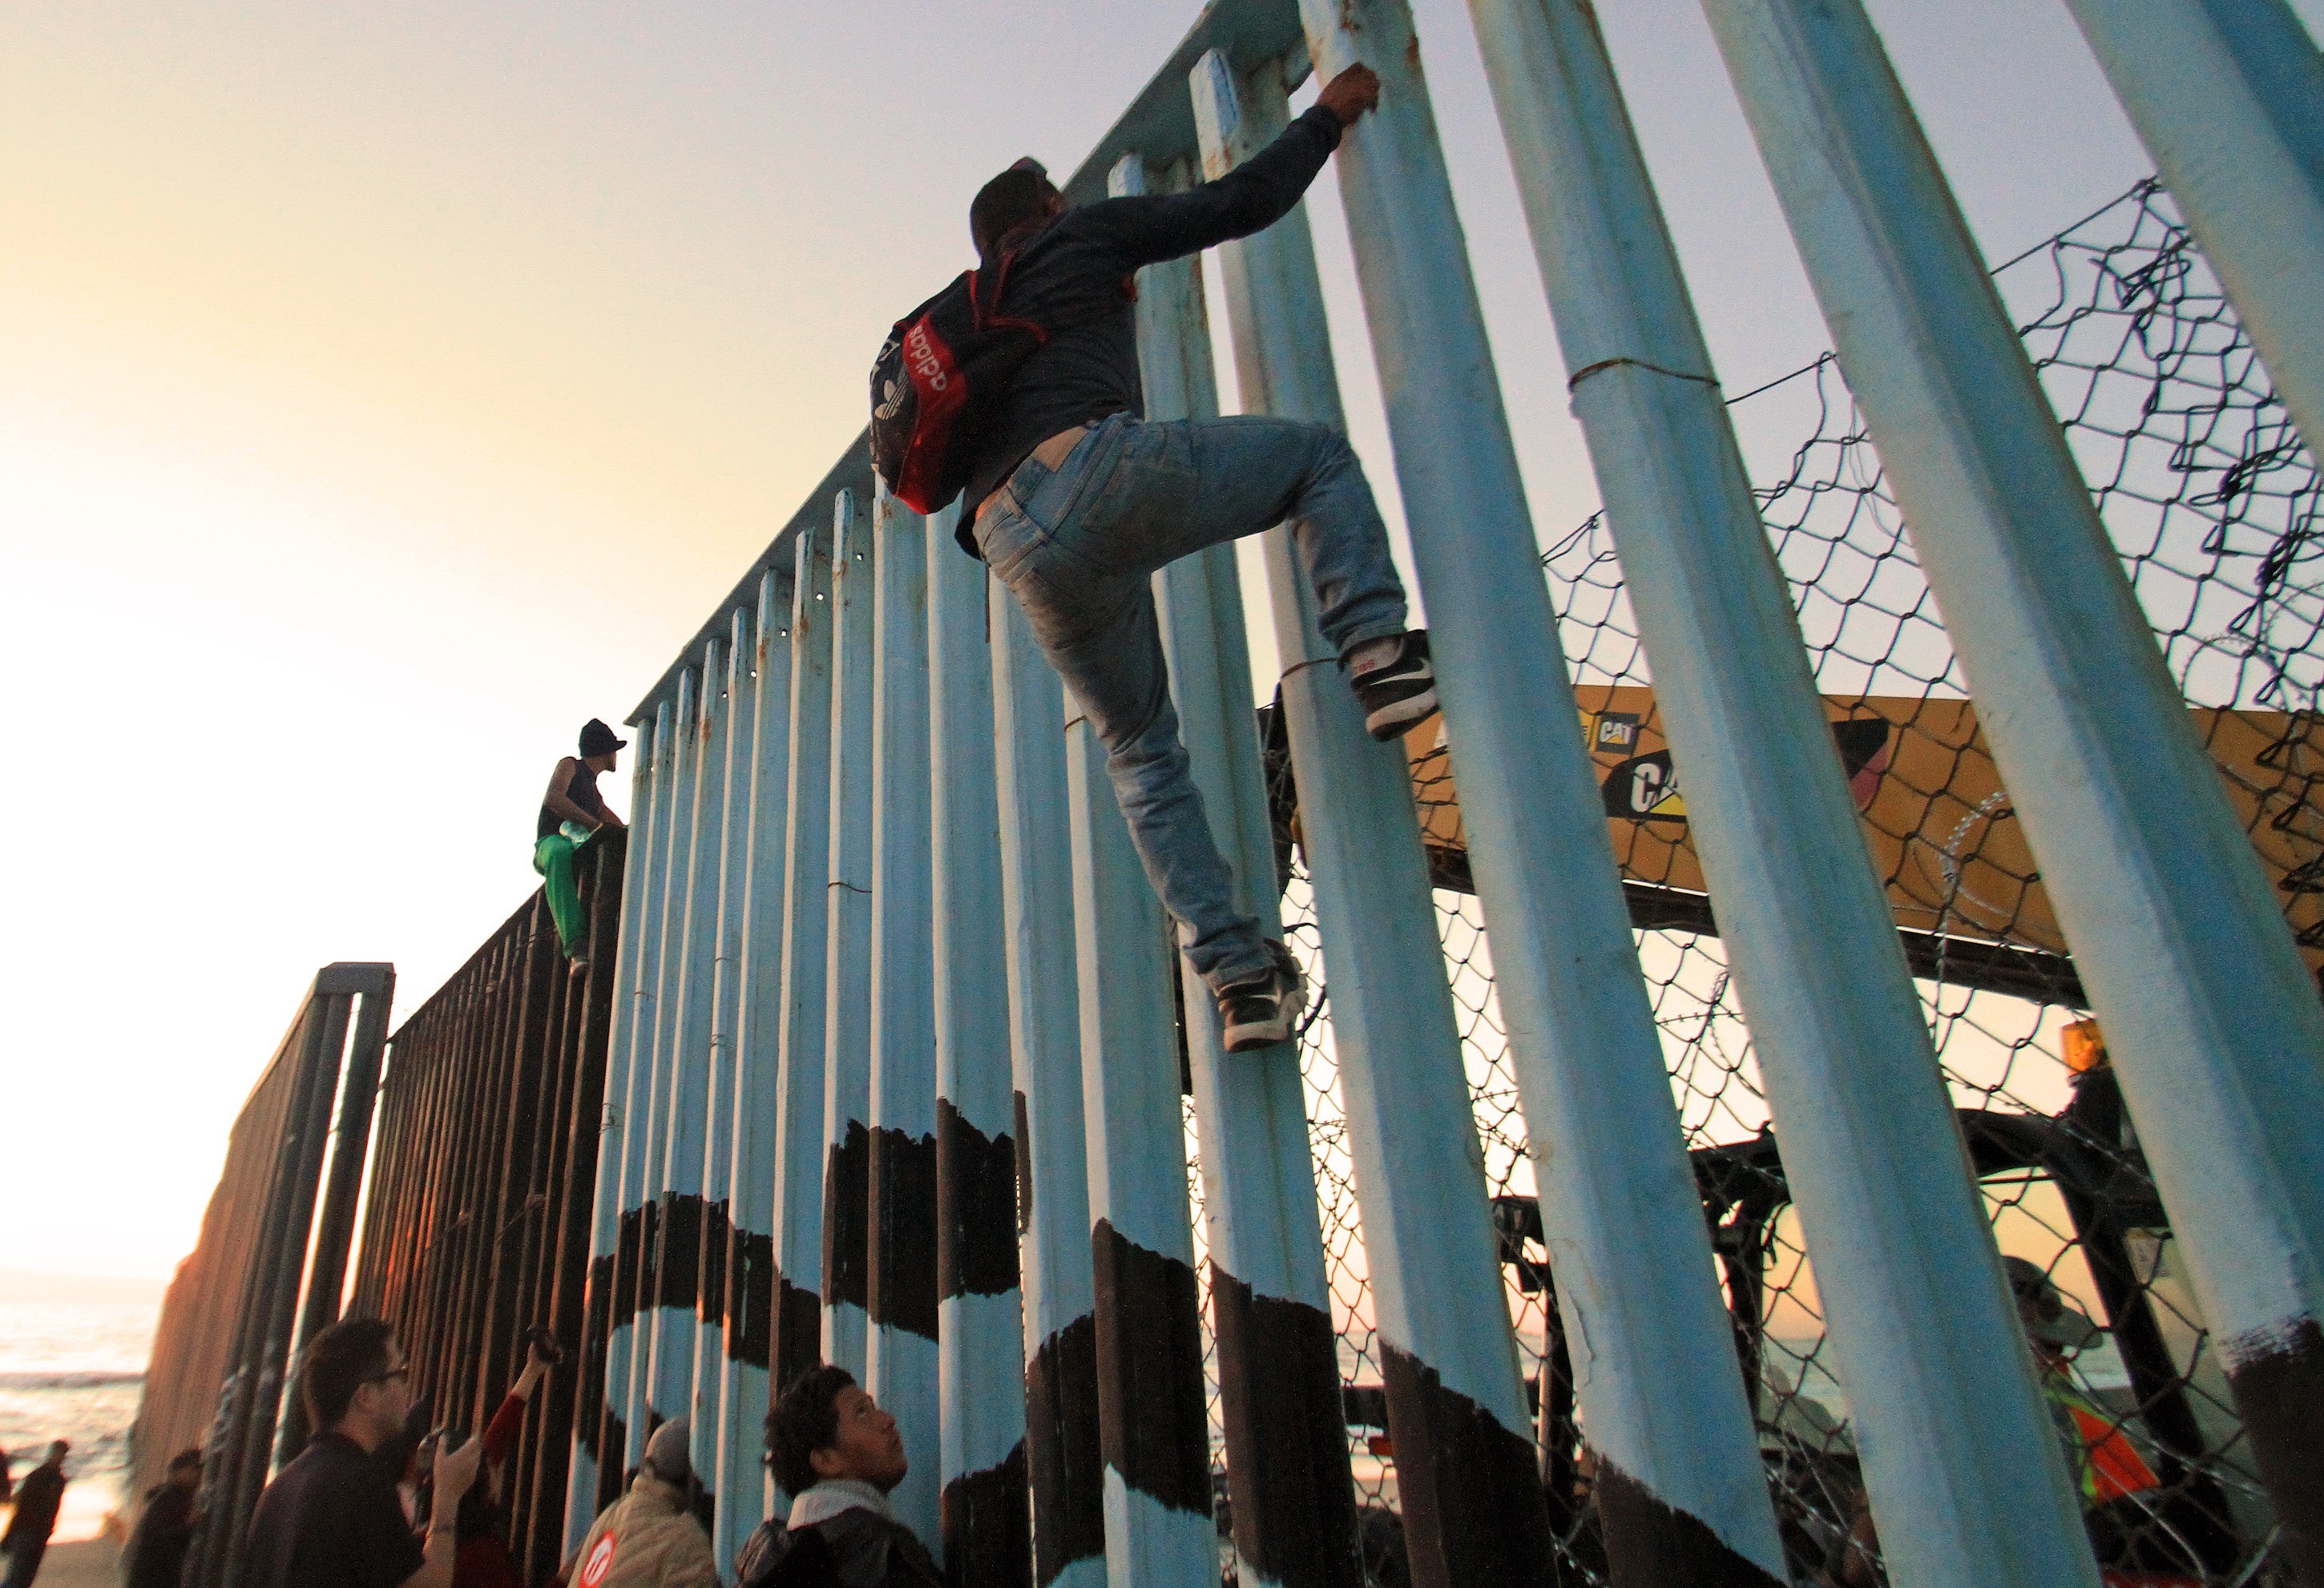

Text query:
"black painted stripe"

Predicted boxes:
[[725, 1227, 773, 1368], [698, 1196, 731, 1325], [613, 1205, 648, 1324], [869, 1124, 939, 1340], [1090, 1219, 1210, 1517], [655, 1192, 704, 1311], [773, 1275, 824, 1398], [1212, 1267, 1361, 1588], [1379, 1341, 1556, 1588], [938, 1098, 1020, 1301], [2228, 1315, 2324, 1586], [824, 1121, 871, 1312], [1024, 1312, 1105, 1586], [1596, 1462, 1783, 1587], [942, 1440, 1033, 1587], [577, 1251, 615, 1458]]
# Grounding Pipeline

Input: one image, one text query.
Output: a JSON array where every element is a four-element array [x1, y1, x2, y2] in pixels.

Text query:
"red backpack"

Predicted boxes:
[[869, 251, 1051, 515]]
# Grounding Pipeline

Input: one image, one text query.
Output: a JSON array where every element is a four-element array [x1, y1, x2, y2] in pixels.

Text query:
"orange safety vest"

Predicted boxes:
[[2042, 1372, 2158, 1505]]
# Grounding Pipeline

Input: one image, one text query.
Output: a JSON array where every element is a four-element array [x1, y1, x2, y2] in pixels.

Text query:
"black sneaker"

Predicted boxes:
[[1217, 940, 1309, 1053], [1352, 631, 1438, 743]]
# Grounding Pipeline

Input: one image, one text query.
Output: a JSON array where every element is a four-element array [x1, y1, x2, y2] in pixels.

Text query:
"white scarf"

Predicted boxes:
[[786, 1477, 894, 1530]]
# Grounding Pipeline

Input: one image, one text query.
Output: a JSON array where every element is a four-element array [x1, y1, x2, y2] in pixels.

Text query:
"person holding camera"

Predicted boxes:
[[243, 1319, 482, 1588]]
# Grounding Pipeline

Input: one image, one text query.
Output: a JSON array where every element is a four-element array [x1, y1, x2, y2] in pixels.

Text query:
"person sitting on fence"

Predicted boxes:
[[536, 719, 627, 970], [942, 60, 1435, 1054], [1, 1441, 68, 1588], [444, 1328, 563, 1588], [733, 1365, 938, 1588], [567, 1419, 715, 1588], [242, 1317, 482, 1588], [123, 1449, 203, 1588]]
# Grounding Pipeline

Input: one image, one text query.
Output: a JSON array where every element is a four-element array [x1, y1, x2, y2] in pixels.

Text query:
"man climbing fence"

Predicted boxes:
[[870, 60, 1438, 1052], [536, 718, 626, 970]]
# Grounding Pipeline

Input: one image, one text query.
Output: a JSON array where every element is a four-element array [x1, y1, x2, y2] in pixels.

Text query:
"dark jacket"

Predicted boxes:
[[2, 1463, 65, 1548], [123, 1484, 199, 1588], [957, 101, 1347, 535], [734, 1507, 941, 1588]]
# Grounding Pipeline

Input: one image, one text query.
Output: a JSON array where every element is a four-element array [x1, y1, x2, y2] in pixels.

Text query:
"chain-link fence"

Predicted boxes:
[[1205, 179, 2320, 1586]]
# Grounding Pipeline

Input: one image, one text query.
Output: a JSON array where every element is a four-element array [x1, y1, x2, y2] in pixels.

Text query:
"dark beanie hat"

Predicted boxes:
[[579, 719, 627, 758]]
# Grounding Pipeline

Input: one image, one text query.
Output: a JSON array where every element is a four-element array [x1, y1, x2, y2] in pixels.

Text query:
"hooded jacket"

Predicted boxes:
[[571, 1473, 716, 1588]]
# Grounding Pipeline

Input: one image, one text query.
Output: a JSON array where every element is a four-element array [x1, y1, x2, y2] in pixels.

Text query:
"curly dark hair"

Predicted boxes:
[[299, 1316, 398, 1432], [765, 1365, 856, 1497]]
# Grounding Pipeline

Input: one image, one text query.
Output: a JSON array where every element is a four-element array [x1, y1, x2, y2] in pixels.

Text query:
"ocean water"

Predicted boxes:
[[0, 1297, 160, 1542]]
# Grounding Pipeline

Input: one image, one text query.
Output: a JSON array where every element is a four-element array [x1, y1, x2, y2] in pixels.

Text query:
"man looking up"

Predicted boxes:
[[242, 1318, 482, 1588], [734, 1367, 938, 1588], [536, 719, 627, 970], [958, 62, 1436, 1053]]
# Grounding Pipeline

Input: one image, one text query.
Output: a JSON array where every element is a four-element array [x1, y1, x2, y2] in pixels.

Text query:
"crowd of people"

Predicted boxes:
[[224, 1317, 931, 1588]]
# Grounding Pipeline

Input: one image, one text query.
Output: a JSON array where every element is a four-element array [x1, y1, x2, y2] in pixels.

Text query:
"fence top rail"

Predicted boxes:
[[623, 0, 1306, 730]]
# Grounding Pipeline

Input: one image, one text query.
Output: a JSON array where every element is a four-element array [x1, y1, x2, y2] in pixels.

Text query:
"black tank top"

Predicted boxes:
[[538, 762, 605, 840]]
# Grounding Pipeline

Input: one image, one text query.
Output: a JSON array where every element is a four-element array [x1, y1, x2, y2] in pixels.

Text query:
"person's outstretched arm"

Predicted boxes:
[[1075, 63, 1380, 268]]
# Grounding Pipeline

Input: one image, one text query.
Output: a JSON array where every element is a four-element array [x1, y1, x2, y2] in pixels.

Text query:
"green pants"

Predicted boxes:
[[533, 824, 592, 953]]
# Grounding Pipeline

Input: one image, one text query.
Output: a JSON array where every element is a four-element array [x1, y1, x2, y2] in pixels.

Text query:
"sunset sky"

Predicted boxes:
[[8, 0, 2310, 1284]]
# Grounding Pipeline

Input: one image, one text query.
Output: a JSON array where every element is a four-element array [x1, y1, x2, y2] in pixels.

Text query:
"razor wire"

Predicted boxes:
[[1194, 179, 2320, 1586]]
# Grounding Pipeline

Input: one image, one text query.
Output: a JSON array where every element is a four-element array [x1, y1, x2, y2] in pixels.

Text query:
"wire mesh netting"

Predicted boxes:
[[1200, 179, 2320, 1586]]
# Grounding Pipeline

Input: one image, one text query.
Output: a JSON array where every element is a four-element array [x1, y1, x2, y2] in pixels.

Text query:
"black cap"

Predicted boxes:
[[579, 719, 627, 758]]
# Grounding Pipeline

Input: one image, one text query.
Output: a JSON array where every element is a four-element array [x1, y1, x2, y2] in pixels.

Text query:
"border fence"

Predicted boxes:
[[131, 963, 393, 1588], [345, 832, 627, 1588], [135, 1, 2324, 1586]]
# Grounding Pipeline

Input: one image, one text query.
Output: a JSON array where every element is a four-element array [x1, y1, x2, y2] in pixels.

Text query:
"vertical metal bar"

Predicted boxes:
[[1702, 0, 2324, 1572], [823, 493, 879, 1376], [1351, 0, 1835, 1575], [2062, 0, 2324, 455], [712, 567, 794, 1572], [868, 490, 942, 1547], [1188, 50, 1555, 1587], [990, 586, 1107, 1588], [623, 683, 698, 1466], [1111, 145, 1361, 1588], [276, 970, 396, 1458], [218, 989, 349, 1588], [769, 502, 842, 1488], [1063, 711, 1215, 1586], [545, 826, 627, 1566], [648, 647, 731, 1437], [929, 506, 1032, 1583], [689, 611, 757, 1517], [570, 711, 663, 1541]]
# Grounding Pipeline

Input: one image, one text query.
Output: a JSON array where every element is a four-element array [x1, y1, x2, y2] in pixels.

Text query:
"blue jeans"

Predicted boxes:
[[974, 412, 1408, 992]]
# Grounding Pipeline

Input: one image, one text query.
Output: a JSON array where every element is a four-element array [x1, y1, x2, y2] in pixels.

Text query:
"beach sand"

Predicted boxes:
[[34, 1536, 119, 1588]]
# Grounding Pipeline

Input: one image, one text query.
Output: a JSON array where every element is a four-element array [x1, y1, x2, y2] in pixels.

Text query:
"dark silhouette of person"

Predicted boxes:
[[1, 1441, 69, 1588]]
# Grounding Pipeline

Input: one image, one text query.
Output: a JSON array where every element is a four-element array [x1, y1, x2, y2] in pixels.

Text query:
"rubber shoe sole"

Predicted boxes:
[[1217, 942, 1309, 1053], [1355, 631, 1439, 743]]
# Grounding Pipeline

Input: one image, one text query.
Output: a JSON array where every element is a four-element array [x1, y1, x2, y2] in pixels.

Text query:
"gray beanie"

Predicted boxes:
[[644, 1417, 692, 1485]]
